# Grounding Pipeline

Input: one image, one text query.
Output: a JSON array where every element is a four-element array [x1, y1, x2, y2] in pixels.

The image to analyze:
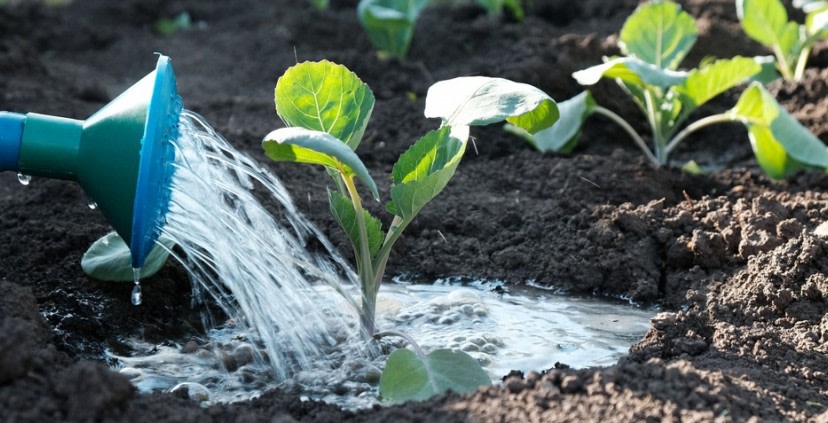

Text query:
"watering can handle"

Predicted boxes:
[[0, 112, 25, 172]]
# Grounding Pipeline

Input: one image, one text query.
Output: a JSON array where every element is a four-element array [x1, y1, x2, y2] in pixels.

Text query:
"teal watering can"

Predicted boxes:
[[0, 55, 180, 268]]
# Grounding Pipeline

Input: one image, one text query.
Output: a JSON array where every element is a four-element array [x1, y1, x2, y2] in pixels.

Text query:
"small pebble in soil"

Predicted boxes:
[[170, 382, 212, 404]]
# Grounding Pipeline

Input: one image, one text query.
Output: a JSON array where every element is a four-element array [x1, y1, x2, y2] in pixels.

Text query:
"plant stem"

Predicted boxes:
[[773, 43, 795, 80], [374, 330, 428, 361], [664, 113, 735, 156], [643, 89, 668, 164], [794, 46, 812, 80], [592, 106, 659, 166], [342, 174, 377, 337]]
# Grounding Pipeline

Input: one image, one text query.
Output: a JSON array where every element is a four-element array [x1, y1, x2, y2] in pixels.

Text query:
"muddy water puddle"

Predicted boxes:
[[107, 278, 656, 409]]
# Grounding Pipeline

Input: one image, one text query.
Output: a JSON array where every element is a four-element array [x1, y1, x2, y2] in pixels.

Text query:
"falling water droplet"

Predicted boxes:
[[131, 268, 142, 306], [17, 173, 31, 185]]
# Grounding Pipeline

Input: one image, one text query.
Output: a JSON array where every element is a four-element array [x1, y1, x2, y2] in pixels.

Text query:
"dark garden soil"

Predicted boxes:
[[2, 0, 828, 421]]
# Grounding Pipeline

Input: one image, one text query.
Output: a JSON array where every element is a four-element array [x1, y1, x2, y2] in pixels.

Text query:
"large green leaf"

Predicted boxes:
[[737, 0, 790, 48], [275, 60, 375, 150], [619, 0, 698, 70], [328, 190, 384, 257], [388, 127, 465, 219], [573, 57, 688, 89], [357, 0, 429, 59], [82, 231, 175, 282], [506, 91, 596, 153], [731, 83, 828, 178], [263, 127, 379, 199], [675, 57, 761, 111], [424, 76, 558, 134], [379, 348, 491, 404]]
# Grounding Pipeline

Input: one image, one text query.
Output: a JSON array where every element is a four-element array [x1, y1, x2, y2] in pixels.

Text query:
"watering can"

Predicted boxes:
[[0, 55, 180, 268]]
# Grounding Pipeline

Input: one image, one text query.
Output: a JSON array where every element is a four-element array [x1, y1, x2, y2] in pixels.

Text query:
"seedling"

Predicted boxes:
[[737, 0, 828, 80], [263, 59, 555, 402], [357, 0, 429, 59], [509, 0, 828, 179], [264, 60, 557, 337], [309, 0, 329, 9], [475, 0, 524, 19]]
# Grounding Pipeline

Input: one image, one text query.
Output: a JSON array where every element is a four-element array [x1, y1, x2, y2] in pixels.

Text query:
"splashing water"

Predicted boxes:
[[157, 110, 361, 380]]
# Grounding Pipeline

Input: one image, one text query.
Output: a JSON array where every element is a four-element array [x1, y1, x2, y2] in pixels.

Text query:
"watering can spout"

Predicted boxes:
[[0, 55, 181, 268]]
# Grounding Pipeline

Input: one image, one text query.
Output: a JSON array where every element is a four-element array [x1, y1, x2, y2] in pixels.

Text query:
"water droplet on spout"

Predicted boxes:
[[17, 173, 31, 185], [131, 268, 142, 306]]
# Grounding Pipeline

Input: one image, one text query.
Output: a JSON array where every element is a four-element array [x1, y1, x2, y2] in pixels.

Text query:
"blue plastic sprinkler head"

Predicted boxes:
[[0, 55, 181, 268]]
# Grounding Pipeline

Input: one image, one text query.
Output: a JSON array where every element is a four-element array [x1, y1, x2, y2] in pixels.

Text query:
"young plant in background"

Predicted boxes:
[[737, 0, 828, 80], [357, 0, 429, 59], [264, 60, 557, 402], [475, 0, 524, 19], [309, 0, 329, 9], [509, 0, 828, 179]]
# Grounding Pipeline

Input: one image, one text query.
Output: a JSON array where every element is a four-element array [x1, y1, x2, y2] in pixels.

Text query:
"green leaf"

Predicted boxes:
[[749, 55, 782, 83], [82, 231, 174, 282], [379, 348, 491, 404], [736, 0, 790, 48], [573, 57, 688, 89], [308, 0, 329, 9], [357, 0, 429, 59], [795, 0, 828, 13], [675, 56, 761, 111], [507, 91, 596, 153], [154, 12, 192, 36], [731, 83, 828, 178], [424, 76, 558, 134], [275, 60, 375, 150], [389, 127, 465, 220], [619, 0, 698, 70], [263, 127, 379, 200], [328, 190, 384, 257], [806, 5, 828, 37]]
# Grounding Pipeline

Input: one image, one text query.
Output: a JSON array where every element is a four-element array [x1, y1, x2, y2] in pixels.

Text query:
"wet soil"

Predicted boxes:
[[2, 0, 828, 421]]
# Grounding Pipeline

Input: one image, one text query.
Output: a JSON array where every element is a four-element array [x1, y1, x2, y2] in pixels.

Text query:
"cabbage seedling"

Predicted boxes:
[[358, 0, 429, 59], [309, 0, 329, 9], [475, 0, 524, 19], [510, 0, 828, 179], [263, 60, 557, 337], [737, 0, 828, 80]]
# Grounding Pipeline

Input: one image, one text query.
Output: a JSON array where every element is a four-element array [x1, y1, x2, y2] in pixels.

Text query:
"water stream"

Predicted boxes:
[[107, 111, 655, 409]]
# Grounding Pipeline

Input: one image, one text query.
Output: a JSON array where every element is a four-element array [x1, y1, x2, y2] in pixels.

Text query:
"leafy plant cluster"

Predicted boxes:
[[737, 0, 828, 80], [512, 0, 828, 179], [263, 60, 557, 403]]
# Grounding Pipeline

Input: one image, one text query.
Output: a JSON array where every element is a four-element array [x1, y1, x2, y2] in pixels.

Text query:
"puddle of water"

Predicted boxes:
[[108, 278, 656, 409]]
